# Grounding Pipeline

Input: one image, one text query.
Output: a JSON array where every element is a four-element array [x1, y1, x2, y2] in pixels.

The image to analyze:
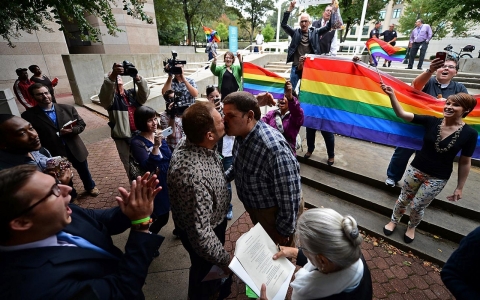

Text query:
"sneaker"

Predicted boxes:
[[88, 187, 100, 196], [226, 207, 233, 220], [382, 64, 387, 67], [388, 61, 391, 67], [385, 178, 396, 187]]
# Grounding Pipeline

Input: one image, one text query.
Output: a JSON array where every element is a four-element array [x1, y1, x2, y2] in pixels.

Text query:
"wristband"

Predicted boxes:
[[426, 68, 434, 74], [131, 216, 151, 224]]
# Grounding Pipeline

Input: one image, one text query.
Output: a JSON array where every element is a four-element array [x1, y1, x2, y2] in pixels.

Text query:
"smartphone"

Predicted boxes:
[[436, 51, 446, 62], [161, 126, 173, 137]]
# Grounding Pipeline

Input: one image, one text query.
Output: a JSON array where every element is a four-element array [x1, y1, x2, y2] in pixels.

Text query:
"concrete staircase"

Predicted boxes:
[[297, 134, 480, 266]]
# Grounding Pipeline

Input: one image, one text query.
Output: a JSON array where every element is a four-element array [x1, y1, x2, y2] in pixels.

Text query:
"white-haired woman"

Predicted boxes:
[[260, 208, 372, 300]]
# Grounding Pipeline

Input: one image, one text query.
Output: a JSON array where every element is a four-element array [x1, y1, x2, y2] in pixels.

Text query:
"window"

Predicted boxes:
[[392, 8, 402, 19], [350, 26, 356, 35], [362, 26, 369, 35], [379, 11, 386, 19]]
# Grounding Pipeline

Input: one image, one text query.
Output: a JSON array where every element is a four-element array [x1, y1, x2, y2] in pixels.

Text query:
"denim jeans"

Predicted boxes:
[[65, 145, 96, 191], [386, 147, 416, 182], [290, 65, 300, 92], [408, 41, 429, 69], [306, 127, 335, 158]]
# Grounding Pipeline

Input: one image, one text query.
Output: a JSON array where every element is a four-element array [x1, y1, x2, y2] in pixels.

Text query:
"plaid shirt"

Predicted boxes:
[[159, 111, 184, 151], [226, 121, 301, 236]]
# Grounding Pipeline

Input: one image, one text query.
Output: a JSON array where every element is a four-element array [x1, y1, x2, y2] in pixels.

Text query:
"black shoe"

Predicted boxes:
[[383, 226, 395, 236], [382, 64, 387, 67], [172, 228, 180, 238], [404, 233, 414, 243], [388, 62, 391, 67], [304, 152, 312, 159], [327, 158, 334, 166], [417, 67, 422, 70], [405, 67, 412, 69]]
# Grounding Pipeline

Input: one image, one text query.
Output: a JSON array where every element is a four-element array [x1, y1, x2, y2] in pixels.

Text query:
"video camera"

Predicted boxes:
[[163, 51, 187, 75], [114, 60, 138, 78], [167, 91, 192, 116]]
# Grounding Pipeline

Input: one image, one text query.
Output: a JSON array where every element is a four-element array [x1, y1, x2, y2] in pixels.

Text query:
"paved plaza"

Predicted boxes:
[[26, 93, 454, 299]]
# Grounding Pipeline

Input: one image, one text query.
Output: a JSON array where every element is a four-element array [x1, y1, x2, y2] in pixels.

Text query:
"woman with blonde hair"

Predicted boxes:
[[382, 87, 478, 243], [260, 208, 372, 300]]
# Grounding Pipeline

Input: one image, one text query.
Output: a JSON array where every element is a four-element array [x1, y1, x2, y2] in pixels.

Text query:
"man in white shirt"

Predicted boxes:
[[312, 5, 339, 56], [255, 30, 264, 53]]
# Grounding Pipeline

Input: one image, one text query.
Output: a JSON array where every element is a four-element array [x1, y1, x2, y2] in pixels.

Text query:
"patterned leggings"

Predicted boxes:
[[391, 165, 448, 228]]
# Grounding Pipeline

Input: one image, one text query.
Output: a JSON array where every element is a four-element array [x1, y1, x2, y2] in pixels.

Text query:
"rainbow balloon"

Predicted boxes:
[[243, 62, 286, 100], [300, 56, 480, 158], [366, 37, 407, 65]]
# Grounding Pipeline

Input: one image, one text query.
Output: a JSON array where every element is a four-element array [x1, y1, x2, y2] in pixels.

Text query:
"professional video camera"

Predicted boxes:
[[163, 51, 187, 75], [167, 91, 192, 116], [114, 60, 138, 78]]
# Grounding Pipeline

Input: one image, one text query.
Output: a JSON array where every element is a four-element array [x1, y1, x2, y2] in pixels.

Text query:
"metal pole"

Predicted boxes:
[[356, 0, 369, 54], [276, 1, 282, 44]]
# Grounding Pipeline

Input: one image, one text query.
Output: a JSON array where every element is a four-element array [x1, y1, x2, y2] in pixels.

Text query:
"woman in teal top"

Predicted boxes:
[[210, 51, 243, 100]]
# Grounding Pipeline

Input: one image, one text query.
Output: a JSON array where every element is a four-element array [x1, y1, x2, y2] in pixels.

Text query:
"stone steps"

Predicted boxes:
[[296, 134, 480, 265]]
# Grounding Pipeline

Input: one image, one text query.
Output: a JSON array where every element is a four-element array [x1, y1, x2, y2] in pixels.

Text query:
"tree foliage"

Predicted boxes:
[[398, 0, 476, 39], [216, 23, 229, 41], [232, 0, 275, 45], [154, 0, 184, 45], [306, 0, 388, 42], [262, 24, 275, 42], [266, 1, 294, 40], [1, 0, 152, 47]]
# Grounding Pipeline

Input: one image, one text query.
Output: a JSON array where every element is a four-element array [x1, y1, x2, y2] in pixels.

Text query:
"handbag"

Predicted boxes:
[[128, 141, 149, 180]]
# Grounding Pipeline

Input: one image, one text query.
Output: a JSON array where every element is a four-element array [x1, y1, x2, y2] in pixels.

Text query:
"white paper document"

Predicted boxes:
[[229, 223, 295, 300]]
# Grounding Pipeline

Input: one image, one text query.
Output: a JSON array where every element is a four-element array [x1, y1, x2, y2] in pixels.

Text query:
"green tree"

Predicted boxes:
[[262, 24, 275, 42], [232, 0, 275, 48], [180, 0, 225, 45], [398, 0, 474, 39], [308, 0, 388, 42], [1, 0, 152, 47], [216, 23, 229, 41], [154, 0, 185, 45], [266, 2, 293, 40]]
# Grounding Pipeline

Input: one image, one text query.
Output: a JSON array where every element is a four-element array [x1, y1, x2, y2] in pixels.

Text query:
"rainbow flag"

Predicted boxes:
[[366, 37, 407, 65], [243, 62, 286, 100], [300, 56, 480, 158], [203, 26, 221, 43]]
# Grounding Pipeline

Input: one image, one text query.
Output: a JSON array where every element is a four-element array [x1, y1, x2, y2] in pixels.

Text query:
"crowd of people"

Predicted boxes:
[[2, 0, 479, 298]]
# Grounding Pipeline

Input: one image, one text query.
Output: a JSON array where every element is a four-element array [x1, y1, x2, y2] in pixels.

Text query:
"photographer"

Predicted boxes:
[[98, 62, 150, 174], [158, 90, 186, 151], [161, 64, 198, 107]]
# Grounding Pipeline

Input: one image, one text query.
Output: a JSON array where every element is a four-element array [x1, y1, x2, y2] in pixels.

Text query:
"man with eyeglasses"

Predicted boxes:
[[385, 57, 468, 187], [0, 165, 164, 300], [22, 83, 100, 197], [98, 63, 149, 175]]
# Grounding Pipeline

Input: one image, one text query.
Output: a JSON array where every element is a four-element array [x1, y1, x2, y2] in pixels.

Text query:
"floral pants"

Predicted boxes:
[[391, 165, 448, 228]]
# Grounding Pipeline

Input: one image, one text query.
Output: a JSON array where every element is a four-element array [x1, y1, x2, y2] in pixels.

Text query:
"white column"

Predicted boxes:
[[356, 0, 369, 54]]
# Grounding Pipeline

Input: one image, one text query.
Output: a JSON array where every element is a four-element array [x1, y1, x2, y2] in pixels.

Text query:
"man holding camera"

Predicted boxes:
[[158, 90, 185, 151], [162, 64, 198, 109], [99, 62, 150, 175]]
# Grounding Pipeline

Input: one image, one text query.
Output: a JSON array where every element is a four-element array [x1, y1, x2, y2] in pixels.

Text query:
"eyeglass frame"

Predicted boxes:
[[441, 65, 457, 70], [12, 183, 61, 219]]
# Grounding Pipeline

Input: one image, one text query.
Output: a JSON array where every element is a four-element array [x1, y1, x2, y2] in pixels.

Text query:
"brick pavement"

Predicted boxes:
[[224, 213, 453, 300], [50, 94, 453, 299]]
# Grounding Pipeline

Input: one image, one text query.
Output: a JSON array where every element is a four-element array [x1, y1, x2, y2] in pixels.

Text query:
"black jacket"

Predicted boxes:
[[281, 11, 332, 64]]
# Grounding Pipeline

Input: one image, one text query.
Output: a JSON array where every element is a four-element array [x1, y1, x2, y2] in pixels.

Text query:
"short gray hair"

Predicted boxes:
[[296, 208, 363, 269], [299, 13, 312, 23]]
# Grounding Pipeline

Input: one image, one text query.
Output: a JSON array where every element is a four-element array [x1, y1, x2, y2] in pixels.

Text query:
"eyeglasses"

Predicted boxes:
[[224, 57, 233, 60], [300, 20, 309, 23], [441, 65, 456, 70], [34, 91, 50, 97], [14, 183, 60, 218]]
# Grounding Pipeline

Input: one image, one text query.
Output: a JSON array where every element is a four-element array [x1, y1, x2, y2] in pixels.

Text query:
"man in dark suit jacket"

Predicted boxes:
[[0, 165, 164, 299], [22, 83, 99, 196]]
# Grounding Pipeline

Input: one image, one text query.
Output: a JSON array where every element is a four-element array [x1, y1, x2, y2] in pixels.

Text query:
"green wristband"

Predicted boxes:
[[131, 216, 151, 224]]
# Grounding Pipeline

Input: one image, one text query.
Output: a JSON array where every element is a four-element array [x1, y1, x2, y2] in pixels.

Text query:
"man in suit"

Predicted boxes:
[[22, 83, 99, 196], [0, 165, 164, 299]]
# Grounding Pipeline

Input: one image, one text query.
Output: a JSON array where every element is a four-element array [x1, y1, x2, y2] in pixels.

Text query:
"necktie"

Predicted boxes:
[[57, 231, 117, 259]]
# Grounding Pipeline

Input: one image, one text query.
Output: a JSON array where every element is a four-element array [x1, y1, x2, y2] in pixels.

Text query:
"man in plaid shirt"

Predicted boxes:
[[224, 91, 301, 246]]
